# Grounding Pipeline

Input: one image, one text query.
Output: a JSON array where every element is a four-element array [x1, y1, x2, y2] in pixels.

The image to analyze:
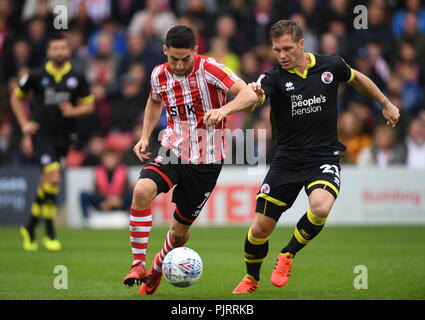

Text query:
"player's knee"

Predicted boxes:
[[169, 226, 189, 245], [309, 203, 331, 218], [132, 179, 157, 209], [43, 169, 61, 186], [250, 220, 273, 239]]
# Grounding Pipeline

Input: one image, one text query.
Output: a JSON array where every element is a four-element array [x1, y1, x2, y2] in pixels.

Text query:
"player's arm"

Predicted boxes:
[[348, 69, 400, 127], [10, 86, 39, 136], [133, 96, 163, 162], [203, 80, 258, 126], [59, 97, 95, 118]]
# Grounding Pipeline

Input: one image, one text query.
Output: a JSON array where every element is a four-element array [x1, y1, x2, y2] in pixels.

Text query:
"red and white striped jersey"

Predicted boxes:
[[150, 54, 241, 164]]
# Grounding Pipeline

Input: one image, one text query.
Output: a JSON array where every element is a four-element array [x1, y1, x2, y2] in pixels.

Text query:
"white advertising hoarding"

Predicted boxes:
[[66, 166, 425, 227]]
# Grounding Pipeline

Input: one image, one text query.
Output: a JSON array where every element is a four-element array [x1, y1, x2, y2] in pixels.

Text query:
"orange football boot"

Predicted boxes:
[[232, 275, 259, 294], [271, 253, 292, 287], [140, 253, 163, 295], [123, 262, 148, 287]]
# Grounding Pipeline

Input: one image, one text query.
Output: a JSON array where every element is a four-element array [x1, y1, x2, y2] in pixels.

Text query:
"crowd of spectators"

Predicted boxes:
[[0, 0, 425, 169]]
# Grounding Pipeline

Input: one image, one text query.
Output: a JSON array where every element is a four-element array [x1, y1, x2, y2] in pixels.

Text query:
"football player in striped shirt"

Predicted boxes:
[[122, 25, 258, 295], [204, 19, 399, 293]]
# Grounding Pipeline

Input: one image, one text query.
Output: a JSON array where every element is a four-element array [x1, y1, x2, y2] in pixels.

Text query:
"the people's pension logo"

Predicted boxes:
[[290, 94, 326, 117]]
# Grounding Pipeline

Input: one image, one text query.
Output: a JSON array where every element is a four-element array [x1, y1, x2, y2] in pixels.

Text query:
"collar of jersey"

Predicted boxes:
[[286, 53, 316, 79], [45, 61, 72, 83]]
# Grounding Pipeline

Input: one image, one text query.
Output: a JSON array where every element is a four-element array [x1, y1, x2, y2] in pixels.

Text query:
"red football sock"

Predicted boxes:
[[129, 206, 152, 266], [153, 231, 190, 273]]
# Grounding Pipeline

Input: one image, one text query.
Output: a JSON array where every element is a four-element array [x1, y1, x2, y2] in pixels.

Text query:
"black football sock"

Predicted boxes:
[[244, 227, 269, 281], [281, 209, 327, 257]]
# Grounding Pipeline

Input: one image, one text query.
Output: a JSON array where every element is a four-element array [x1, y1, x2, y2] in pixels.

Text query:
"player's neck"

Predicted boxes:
[[295, 52, 310, 74], [50, 60, 69, 70]]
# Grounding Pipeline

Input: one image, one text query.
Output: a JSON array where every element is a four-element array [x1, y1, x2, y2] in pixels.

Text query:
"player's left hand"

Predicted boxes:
[[382, 102, 400, 127], [203, 108, 228, 126], [59, 101, 77, 118]]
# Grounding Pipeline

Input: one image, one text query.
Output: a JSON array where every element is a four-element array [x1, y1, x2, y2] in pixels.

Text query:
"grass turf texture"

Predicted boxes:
[[0, 225, 424, 300]]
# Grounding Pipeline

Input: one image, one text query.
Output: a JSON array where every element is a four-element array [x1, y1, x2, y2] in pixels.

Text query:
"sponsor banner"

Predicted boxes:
[[0, 166, 65, 225], [65, 166, 425, 227], [0, 167, 40, 225]]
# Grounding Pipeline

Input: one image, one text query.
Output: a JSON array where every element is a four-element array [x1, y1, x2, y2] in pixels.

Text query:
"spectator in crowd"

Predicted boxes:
[[176, 15, 207, 54], [205, 36, 241, 73], [2, 39, 32, 82], [86, 31, 120, 87], [117, 32, 159, 78], [122, 124, 143, 166], [69, 1, 96, 43], [90, 81, 112, 134], [392, 0, 425, 36], [66, 28, 90, 73], [395, 11, 425, 62], [69, 0, 111, 25], [243, 0, 278, 50], [82, 133, 105, 167], [110, 73, 148, 133], [356, 124, 402, 167], [319, 32, 340, 55], [354, 0, 394, 59], [346, 99, 377, 135], [128, 0, 176, 42], [79, 149, 132, 227], [338, 111, 372, 164], [215, 14, 248, 56], [289, 13, 319, 54], [394, 39, 424, 115], [296, 0, 324, 35], [110, 0, 145, 27], [240, 51, 260, 85], [88, 18, 128, 58], [25, 16, 49, 67], [396, 118, 425, 168], [176, 0, 218, 41], [365, 40, 391, 83], [21, 0, 55, 33]]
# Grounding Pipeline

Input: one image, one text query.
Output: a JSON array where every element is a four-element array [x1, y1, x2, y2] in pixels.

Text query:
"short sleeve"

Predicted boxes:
[[258, 71, 277, 97], [333, 54, 354, 83], [204, 58, 241, 92], [15, 71, 36, 98], [77, 75, 94, 103], [150, 65, 163, 101]]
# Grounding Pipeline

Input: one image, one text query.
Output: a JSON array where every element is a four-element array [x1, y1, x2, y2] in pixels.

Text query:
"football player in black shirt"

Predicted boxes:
[[205, 20, 399, 293], [10, 33, 95, 251]]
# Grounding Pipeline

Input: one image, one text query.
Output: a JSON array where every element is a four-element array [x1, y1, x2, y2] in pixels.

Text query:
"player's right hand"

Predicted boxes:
[[248, 80, 265, 105], [21, 121, 39, 136], [133, 138, 151, 162]]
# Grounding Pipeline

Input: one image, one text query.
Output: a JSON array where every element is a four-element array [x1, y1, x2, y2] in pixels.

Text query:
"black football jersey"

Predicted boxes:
[[15, 61, 93, 138], [260, 53, 354, 163]]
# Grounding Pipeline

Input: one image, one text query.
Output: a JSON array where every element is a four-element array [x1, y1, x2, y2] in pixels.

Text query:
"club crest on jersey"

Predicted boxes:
[[41, 77, 50, 87], [189, 76, 197, 88], [261, 183, 270, 194], [66, 77, 78, 89], [285, 82, 295, 91], [321, 71, 333, 84]]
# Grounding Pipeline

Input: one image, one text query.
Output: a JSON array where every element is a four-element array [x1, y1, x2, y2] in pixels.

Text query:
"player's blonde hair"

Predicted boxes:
[[269, 20, 303, 42]]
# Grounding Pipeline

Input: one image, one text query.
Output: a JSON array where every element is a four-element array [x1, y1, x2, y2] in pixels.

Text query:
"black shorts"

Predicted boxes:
[[255, 160, 341, 221], [139, 152, 222, 225], [33, 132, 71, 172]]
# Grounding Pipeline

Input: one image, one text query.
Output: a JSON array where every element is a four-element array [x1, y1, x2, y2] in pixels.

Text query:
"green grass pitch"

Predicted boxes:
[[0, 225, 424, 300]]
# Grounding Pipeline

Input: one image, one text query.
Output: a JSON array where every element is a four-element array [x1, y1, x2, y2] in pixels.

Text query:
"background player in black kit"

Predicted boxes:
[[10, 33, 95, 251], [206, 19, 400, 293]]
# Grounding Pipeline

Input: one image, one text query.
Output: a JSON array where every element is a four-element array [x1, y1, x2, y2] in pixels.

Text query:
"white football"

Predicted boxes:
[[162, 247, 203, 287]]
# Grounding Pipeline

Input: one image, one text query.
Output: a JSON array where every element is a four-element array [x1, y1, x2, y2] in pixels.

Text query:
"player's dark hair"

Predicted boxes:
[[165, 26, 196, 49], [48, 33, 68, 45], [269, 20, 303, 42]]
